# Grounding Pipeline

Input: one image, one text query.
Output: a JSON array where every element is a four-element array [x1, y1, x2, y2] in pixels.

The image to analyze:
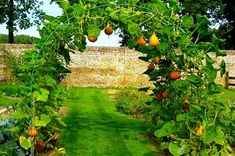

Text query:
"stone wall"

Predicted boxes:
[[63, 47, 150, 87], [0, 44, 34, 82], [1, 44, 235, 87]]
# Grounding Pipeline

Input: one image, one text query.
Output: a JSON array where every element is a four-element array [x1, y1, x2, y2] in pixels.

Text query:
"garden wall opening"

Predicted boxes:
[[1, 44, 235, 87]]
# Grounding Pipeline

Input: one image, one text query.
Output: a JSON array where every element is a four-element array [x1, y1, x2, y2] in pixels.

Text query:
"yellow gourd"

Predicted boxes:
[[149, 32, 159, 47]]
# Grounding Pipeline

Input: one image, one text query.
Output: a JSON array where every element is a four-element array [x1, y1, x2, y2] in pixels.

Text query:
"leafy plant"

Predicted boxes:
[[115, 90, 150, 117]]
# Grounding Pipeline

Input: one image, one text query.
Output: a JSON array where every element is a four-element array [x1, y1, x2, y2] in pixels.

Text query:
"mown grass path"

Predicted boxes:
[[61, 88, 160, 156]]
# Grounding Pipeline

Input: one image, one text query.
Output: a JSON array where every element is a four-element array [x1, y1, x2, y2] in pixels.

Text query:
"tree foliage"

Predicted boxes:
[[0, 0, 45, 43], [118, 0, 235, 49]]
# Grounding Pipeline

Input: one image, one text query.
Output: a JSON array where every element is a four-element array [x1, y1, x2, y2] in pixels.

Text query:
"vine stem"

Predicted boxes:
[[29, 2, 183, 155]]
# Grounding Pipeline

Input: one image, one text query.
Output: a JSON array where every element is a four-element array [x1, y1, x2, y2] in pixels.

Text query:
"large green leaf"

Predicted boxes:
[[119, 11, 129, 24], [187, 75, 201, 85], [33, 88, 49, 102], [202, 66, 217, 82], [202, 126, 225, 145], [182, 15, 194, 28], [220, 60, 226, 77], [169, 141, 190, 156], [12, 110, 26, 119], [154, 122, 176, 138], [58, 1, 70, 10], [87, 25, 101, 37], [33, 114, 51, 127], [19, 136, 31, 150], [127, 22, 141, 36], [43, 75, 57, 87], [214, 126, 225, 145]]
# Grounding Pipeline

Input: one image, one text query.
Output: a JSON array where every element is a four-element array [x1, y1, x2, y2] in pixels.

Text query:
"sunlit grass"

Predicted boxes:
[[61, 88, 164, 156]]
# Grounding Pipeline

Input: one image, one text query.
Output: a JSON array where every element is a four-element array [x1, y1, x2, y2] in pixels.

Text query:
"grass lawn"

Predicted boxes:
[[217, 88, 235, 103], [0, 94, 17, 107], [61, 88, 164, 156]]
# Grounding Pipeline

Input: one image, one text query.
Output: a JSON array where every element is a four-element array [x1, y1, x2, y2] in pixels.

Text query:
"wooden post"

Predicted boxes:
[[224, 71, 229, 89]]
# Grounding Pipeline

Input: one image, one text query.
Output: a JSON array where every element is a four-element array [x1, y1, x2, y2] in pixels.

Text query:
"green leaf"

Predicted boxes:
[[169, 141, 190, 156], [158, 42, 168, 52], [33, 88, 49, 102], [206, 55, 215, 65], [171, 80, 188, 89], [87, 25, 101, 37], [45, 15, 56, 22], [58, 1, 70, 10], [128, 0, 139, 4], [212, 34, 225, 45], [202, 126, 217, 144], [42, 75, 57, 87], [196, 14, 210, 25], [154, 122, 176, 138], [220, 60, 226, 77], [163, 26, 173, 36], [12, 110, 26, 119], [215, 49, 226, 57], [198, 42, 216, 53], [176, 114, 187, 122], [182, 15, 194, 28], [127, 22, 141, 36], [33, 114, 51, 127], [119, 11, 129, 24], [187, 75, 201, 85], [190, 105, 202, 112], [199, 148, 208, 156], [19, 136, 31, 150], [127, 37, 136, 49], [6, 126, 20, 133], [202, 66, 217, 82], [214, 126, 225, 145]]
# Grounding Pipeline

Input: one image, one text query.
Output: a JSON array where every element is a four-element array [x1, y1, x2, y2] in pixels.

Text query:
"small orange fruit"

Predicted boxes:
[[87, 36, 97, 42], [104, 23, 113, 35], [156, 93, 162, 100], [137, 36, 146, 46], [162, 92, 168, 99], [36, 139, 44, 150], [149, 32, 159, 47], [170, 71, 181, 80], [196, 122, 203, 135], [154, 56, 160, 64], [28, 127, 38, 137], [148, 63, 155, 71], [184, 97, 190, 104]]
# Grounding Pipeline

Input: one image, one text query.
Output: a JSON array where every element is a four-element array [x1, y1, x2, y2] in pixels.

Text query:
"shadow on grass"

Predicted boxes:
[[61, 88, 165, 156]]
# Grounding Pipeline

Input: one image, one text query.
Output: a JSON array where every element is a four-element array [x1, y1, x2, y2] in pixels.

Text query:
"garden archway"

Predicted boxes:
[[12, 1, 231, 155]]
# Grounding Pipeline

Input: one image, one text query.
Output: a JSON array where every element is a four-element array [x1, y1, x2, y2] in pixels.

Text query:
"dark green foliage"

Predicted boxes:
[[0, 83, 21, 97]]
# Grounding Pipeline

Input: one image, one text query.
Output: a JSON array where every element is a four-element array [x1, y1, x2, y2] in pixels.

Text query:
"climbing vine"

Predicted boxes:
[[5, 0, 234, 155]]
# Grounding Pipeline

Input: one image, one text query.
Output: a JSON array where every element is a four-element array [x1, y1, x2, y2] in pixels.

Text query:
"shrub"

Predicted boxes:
[[115, 90, 150, 117]]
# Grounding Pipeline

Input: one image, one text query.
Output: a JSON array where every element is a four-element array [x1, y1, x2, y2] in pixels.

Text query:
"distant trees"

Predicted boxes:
[[0, 0, 45, 43], [118, 0, 235, 49], [0, 34, 40, 44]]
